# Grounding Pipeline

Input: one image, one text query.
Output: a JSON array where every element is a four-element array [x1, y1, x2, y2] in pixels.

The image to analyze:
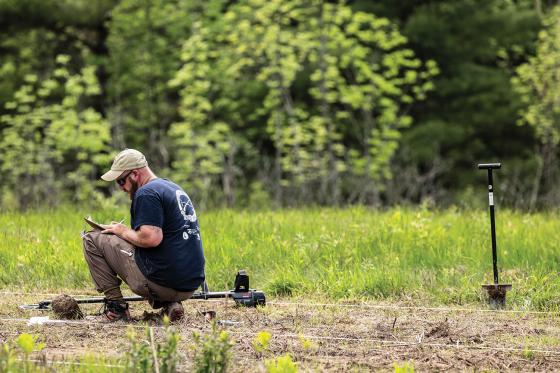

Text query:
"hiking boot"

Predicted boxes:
[[102, 299, 131, 322], [160, 301, 184, 322]]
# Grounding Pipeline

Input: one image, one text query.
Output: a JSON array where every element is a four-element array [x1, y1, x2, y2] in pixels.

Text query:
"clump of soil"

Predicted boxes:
[[426, 318, 450, 338], [51, 294, 84, 320], [141, 310, 163, 325]]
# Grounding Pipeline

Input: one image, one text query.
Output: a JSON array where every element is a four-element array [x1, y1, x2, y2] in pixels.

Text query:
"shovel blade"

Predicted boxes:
[[482, 284, 512, 309]]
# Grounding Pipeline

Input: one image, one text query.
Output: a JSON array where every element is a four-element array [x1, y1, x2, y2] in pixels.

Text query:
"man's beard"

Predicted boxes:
[[129, 179, 139, 200]]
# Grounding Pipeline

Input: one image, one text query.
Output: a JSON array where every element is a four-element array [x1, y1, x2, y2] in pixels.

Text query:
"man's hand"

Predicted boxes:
[[101, 222, 127, 236], [102, 223, 163, 248]]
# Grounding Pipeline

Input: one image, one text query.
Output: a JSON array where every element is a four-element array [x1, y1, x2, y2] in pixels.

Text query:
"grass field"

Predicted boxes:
[[1, 206, 559, 310], [2, 207, 560, 371]]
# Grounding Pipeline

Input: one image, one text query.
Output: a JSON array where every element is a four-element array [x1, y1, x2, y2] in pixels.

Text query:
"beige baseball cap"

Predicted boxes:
[[101, 149, 148, 181]]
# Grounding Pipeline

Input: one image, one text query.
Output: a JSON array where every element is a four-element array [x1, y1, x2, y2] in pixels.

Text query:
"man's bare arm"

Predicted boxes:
[[102, 223, 163, 248]]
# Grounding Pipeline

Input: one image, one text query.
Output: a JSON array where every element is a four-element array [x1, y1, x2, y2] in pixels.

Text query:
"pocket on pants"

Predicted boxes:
[[121, 250, 149, 298]]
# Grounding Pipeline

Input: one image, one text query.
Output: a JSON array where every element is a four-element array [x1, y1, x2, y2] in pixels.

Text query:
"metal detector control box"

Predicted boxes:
[[231, 270, 265, 306], [235, 270, 250, 292]]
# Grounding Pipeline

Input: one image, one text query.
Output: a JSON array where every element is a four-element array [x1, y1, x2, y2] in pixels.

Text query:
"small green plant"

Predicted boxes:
[[192, 322, 232, 373], [0, 334, 123, 372], [126, 328, 153, 373], [298, 334, 318, 352], [17, 333, 45, 372], [16, 333, 45, 355], [522, 346, 535, 360], [394, 361, 415, 373], [158, 319, 180, 372], [252, 331, 272, 354], [265, 354, 298, 373], [0, 341, 17, 372], [125, 320, 180, 373], [0, 340, 47, 373]]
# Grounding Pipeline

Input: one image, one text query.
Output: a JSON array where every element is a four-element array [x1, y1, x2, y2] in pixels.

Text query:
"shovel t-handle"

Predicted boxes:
[[478, 163, 501, 170]]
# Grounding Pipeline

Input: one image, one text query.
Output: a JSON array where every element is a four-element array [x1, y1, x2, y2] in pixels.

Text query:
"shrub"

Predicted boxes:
[[125, 320, 180, 373], [252, 331, 272, 355], [265, 354, 298, 373], [192, 322, 232, 373]]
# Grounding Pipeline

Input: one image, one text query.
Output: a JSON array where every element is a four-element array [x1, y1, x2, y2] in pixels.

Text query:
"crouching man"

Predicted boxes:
[[82, 149, 205, 322]]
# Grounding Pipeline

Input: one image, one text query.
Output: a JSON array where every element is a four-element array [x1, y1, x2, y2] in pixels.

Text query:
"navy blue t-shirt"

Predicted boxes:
[[131, 178, 205, 291]]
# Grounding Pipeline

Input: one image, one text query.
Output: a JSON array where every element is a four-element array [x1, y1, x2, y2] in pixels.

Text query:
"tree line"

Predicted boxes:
[[0, 0, 559, 210]]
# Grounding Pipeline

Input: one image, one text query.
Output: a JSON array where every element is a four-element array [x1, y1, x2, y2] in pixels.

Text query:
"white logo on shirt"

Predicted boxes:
[[176, 190, 200, 240]]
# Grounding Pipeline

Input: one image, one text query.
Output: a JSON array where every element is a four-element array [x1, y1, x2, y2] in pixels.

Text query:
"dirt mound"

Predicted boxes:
[[426, 318, 450, 338], [141, 310, 163, 325], [51, 294, 84, 320]]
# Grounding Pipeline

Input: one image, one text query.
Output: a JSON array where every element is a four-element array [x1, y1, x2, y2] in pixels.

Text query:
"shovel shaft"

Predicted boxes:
[[485, 168, 499, 284], [489, 202, 499, 284]]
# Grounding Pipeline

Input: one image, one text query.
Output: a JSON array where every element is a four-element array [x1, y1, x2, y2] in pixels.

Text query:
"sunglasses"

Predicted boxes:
[[116, 170, 133, 186]]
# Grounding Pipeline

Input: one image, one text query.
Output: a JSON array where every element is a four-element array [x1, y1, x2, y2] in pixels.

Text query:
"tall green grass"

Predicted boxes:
[[1, 206, 559, 310]]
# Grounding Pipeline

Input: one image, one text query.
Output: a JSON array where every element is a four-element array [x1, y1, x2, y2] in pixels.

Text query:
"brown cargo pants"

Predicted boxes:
[[82, 230, 194, 308]]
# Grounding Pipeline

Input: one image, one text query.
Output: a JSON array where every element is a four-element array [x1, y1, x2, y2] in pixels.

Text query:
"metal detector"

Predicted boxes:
[[20, 270, 266, 311], [478, 163, 511, 309]]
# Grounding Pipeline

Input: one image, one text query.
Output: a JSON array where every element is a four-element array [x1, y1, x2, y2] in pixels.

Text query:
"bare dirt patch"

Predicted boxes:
[[2, 292, 560, 371]]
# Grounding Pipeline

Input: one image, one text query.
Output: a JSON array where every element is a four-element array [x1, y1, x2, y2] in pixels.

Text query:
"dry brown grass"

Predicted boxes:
[[2, 291, 560, 371]]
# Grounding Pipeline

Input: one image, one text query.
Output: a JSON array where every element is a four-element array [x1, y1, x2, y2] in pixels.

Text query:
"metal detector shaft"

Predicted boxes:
[[478, 163, 501, 284], [20, 296, 144, 310], [20, 290, 266, 310], [20, 270, 266, 310], [51, 291, 249, 302]]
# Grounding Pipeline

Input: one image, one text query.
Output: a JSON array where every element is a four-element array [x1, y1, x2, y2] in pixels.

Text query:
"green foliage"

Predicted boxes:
[[0, 0, 555, 209], [170, 0, 436, 206], [16, 333, 44, 355], [266, 277, 296, 297], [0, 333, 121, 372], [513, 7, 560, 144], [106, 0, 223, 167], [297, 335, 317, 352], [394, 361, 415, 373], [192, 322, 232, 373], [252, 331, 272, 354], [522, 346, 535, 360], [0, 29, 55, 108], [376, 0, 541, 206], [126, 328, 154, 373], [3, 207, 560, 310], [125, 323, 180, 373], [0, 329, 184, 372], [0, 55, 111, 209], [512, 6, 560, 207], [265, 354, 298, 373], [0, 343, 16, 373]]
